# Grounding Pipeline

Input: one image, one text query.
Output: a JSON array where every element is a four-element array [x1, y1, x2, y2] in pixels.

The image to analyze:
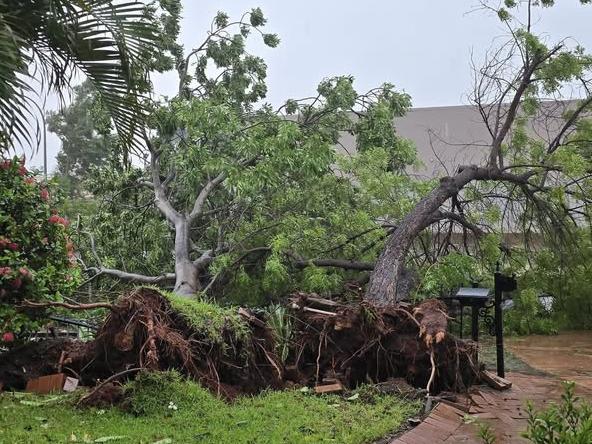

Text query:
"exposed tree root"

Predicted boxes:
[[287, 293, 478, 393], [84, 287, 284, 398], [1, 288, 478, 400]]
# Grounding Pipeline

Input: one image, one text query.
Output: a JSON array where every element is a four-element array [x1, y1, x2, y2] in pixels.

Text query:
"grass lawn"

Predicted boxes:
[[0, 372, 420, 444]]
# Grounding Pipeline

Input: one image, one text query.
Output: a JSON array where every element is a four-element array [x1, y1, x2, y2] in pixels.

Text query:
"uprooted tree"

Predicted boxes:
[[4, 0, 592, 399], [366, 0, 592, 304], [68, 4, 420, 302]]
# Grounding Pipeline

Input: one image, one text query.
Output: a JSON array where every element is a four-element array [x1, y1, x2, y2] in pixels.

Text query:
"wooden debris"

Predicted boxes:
[[301, 295, 343, 310], [289, 303, 338, 317], [439, 397, 471, 413], [480, 370, 512, 391], [238, 307, 266, 328], [26, 373, 66, 394], [314, 381, 344, 394], [25, 373, 80, 394]]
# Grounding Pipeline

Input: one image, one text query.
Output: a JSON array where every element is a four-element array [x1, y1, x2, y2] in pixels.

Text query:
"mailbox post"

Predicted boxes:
[[440, 267, 516, 378], [494, 268, 517, 378]]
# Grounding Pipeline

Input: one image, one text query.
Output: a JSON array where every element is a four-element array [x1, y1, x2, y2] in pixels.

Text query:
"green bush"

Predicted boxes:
[[0, 157, 80, 336], [523, 381, 592, 443], [504, 288, 559, 335], [125, 370, 216, 416]]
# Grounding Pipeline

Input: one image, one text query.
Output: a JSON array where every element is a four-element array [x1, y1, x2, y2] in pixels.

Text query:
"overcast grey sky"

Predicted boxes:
[[29, 0, 592, 171]]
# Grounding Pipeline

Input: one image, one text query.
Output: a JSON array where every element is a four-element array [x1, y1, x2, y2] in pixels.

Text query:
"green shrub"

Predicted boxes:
[[523, 381, 592, 443], [518, 238, 592, 331], [0, 157, 80, 335], [125, 370, 218, 416], [504, 288, 559, 335]]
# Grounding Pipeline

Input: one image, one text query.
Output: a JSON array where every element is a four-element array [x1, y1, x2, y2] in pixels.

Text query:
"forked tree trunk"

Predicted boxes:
[[365, 167, 484, 305]]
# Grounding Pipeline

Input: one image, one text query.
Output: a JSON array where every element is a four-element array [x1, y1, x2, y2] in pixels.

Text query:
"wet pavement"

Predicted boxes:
[[392, 331, 592, 443], [506, 330, 592, 391]]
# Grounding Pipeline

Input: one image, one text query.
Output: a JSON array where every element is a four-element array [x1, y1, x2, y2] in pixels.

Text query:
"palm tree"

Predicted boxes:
[[0, 0, 156, 150]]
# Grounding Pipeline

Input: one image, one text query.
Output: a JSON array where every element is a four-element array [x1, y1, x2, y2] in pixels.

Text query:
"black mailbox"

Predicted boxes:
[[453, 287, 491, 342]]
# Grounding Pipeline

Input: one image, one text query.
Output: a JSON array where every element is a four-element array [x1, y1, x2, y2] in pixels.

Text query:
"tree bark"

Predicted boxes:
[[172, 218, 200, 296], [365, 165, 528, 306]]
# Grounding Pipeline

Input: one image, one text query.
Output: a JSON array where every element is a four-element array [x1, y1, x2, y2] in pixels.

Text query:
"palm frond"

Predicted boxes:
[[0, 0, 158, 152]]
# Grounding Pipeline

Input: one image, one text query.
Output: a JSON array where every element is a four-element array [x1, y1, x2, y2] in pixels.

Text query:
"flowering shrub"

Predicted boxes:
[[0, 157, 80, 338]]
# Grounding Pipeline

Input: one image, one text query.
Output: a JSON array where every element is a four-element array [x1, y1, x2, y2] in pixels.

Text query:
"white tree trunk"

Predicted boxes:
[[172, 218, 200, 297]]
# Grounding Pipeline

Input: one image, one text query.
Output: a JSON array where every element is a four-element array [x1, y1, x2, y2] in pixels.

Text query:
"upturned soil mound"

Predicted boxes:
[[0, 287, 478, 400]]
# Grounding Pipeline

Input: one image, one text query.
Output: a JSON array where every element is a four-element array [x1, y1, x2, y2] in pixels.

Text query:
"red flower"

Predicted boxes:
[[17, 165, 27, 176], [40, 188, 49, 201], [19, 267, 31, 279], [8, 242, 18, 251], [0, 160, 11, 170], [11, 277, 22, 289], [49, 216, 70, 226], [2, 332, 15, 343], [0, 266, 12, 276], [25, 177, 35, 185]]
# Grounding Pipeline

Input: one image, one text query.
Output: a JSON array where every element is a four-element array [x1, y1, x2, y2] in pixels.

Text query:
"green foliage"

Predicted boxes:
[[496, 228, 592, 335], [163, 291, 250, 346], [64, 9, 421, 304], [419, 252, 480, 297], [47, 81, 113, 195], [0, 157, 80, 334], [265, 304, 293, 363], [477, 422, 497, 444], [504, 288, 559, 335], [523, 381, 592, 443], [0, 0, 157, 149], [0, 371, 420, 443]]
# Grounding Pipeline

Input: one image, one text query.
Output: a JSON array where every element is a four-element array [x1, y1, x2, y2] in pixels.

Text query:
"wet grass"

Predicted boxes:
[[0, 371, 420, 444]]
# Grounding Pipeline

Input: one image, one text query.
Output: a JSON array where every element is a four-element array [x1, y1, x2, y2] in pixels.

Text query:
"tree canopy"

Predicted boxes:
[[45, 1, 592, 317]]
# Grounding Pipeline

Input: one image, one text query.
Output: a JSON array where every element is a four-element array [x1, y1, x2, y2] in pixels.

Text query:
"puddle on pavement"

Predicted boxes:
[[506, 331, 592, 389]]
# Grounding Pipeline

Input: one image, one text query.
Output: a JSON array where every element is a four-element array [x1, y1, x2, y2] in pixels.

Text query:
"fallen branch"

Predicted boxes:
[[87, 267, 175, 284], [22, 300, 115, 312], [292, 305, 338, 317]]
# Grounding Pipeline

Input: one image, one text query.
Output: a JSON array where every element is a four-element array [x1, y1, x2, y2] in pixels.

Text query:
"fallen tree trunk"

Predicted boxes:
[[365, 165, 535, 305]]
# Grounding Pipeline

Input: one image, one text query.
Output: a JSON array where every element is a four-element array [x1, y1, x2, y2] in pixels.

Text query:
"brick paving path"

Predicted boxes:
[[391, 372, 592, 444]]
